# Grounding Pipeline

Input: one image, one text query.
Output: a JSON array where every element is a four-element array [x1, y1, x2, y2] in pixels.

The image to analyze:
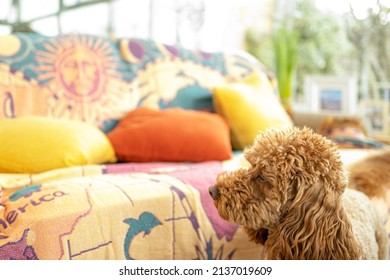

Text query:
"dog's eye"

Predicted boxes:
[[254, 174, 267, 184]]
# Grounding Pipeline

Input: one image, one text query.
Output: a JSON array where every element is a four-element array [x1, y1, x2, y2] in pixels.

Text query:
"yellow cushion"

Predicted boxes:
[[0, 117, 117, 173], [213, 71, 293, 150]]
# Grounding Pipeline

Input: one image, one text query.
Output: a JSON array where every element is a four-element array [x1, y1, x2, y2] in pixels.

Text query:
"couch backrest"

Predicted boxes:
[[0, 33, 271, 132]]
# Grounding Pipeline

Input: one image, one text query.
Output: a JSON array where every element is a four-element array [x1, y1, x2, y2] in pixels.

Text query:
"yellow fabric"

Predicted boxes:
[[0, 117, 117, 173], [213, 71, 293, 150]]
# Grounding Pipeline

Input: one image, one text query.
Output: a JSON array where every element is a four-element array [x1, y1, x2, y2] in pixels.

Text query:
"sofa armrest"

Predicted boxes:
[[291, 111, 358, 131]]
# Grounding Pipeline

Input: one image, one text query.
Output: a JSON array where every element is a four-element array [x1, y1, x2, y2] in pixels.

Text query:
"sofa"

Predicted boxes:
[[0, 33, 388, 260]]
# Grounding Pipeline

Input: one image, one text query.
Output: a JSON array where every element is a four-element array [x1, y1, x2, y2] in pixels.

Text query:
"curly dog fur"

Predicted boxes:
[[348, 149, 390, 200], [209, 127, 387, 260], [347, 149, 390, 231]]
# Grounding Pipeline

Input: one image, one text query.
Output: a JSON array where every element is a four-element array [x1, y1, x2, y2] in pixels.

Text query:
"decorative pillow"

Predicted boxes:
[[107, 108, 232, 162], [0, 117, 117, 173], [212, 71, 293, 150]]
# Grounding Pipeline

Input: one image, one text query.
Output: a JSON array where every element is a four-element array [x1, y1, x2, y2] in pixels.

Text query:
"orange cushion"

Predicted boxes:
[[107, 108, 232, 162]]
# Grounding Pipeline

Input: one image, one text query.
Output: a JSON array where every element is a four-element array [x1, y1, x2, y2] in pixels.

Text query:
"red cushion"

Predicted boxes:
[[107, 108, 232, 162]]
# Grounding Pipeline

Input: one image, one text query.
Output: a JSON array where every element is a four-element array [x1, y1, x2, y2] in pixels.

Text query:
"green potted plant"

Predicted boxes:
[[273, 24, 299, 116]]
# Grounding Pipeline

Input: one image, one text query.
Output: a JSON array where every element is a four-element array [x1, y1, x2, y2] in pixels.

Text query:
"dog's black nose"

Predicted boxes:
[[209, 185, 220, 200]]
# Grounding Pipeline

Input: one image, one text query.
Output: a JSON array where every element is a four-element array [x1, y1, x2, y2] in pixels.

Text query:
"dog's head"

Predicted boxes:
[[209, 127, 348, 245]]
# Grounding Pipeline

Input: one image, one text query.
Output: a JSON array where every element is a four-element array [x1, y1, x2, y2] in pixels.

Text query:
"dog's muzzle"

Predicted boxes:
[[209, 185, 220, 200]]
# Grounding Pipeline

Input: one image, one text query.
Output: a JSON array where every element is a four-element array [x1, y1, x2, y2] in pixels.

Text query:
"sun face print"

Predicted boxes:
[[35, 34, 131, 127], [58, 45, 103, 102]]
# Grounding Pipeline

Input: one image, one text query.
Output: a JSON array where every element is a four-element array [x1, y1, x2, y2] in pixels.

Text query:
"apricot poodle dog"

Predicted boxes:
[[209, 127, 388, 260], [347, 149, 390, 227], [348, 149, 390, 201]]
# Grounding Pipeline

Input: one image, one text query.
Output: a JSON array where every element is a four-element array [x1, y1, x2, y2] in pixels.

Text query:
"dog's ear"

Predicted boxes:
[[264, 179, 362, 260]]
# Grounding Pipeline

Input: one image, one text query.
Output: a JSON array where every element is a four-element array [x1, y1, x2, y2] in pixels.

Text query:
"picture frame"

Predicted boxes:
[[303, 75, 357, 114], [375, 82, 390, 102], [359, 100, 389, 138]]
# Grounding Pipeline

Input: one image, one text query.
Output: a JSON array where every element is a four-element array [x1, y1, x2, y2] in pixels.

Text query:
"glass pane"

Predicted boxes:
[[0, 0, 12, 20], [31, 17, 59, 36], [113, 0, 149, 38], [151, 3, 177, 45], [20, 0, 58, 21], [60, 3, 109, 35]]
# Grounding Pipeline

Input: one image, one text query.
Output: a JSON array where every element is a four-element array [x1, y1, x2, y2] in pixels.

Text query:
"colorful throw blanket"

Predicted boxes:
[[0, 161, 262, 260]]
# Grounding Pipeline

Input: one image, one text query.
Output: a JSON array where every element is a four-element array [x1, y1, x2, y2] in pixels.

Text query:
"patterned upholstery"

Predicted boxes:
[[0, 33, 269, 132]]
